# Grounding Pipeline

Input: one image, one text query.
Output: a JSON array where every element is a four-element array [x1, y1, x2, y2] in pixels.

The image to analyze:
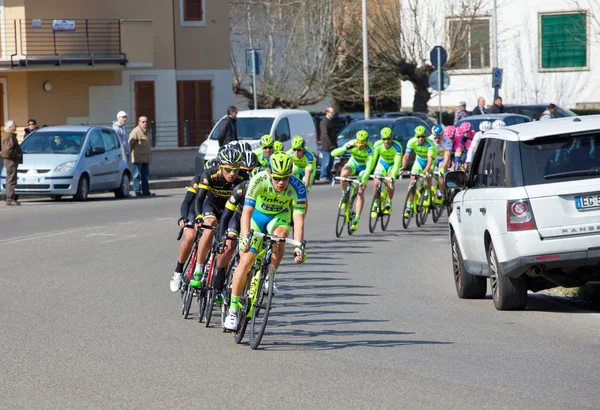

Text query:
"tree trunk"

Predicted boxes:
[[412, 77, 431, 113]]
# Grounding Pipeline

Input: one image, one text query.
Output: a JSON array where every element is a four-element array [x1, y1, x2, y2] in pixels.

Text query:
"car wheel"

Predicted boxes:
[[114, 172, 130, 199], [488, 242, 527, 310], [452, 233, 486, 299], [74, 175, 89, 201]]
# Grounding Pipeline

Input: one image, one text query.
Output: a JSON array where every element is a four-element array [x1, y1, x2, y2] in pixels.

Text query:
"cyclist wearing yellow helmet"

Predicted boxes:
[[402, 125, 436, 217], [364, 127, 403, 215], [273, 140, 283, 153], [253, 134, 275, 168], [286, 136, 317, 192], [223, 152, 307, 331], [331, 129, 375, 231]]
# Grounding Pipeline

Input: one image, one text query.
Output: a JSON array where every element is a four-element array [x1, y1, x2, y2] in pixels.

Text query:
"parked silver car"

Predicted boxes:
[[1, 125, 131, 201]]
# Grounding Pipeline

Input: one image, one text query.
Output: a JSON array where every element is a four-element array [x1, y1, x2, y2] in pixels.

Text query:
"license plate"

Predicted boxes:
[[22, 176, 41, 184], [575, 195, 600, 210]]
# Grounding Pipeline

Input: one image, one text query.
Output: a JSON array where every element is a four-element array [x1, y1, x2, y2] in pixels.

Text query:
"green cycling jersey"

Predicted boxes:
[[253, 147, 270, 168], [366, 139, 403, 177], [332, 139, 374, 165], [286, 147, 317, 172], [405, 136, 436, 160], [244, 170, 307, 216]]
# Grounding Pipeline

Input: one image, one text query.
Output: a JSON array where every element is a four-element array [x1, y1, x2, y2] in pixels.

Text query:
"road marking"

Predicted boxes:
[[0, 226, 102, 245], [86, 233, 118, 238], [431, 238, 448, 242], [100, 235, 137, 244]]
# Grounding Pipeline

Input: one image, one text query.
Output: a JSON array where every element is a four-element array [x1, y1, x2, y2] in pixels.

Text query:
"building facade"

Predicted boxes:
[[400, 0, 600, 112], [0, 0, 231, 147]]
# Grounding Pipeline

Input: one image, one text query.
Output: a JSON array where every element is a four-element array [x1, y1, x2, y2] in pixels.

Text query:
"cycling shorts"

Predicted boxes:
[[227, 212, 241, 237], [411, 158, 426, 175], [293, 165, 315, 190], [246, 208, 291, 254], [344, 158, 366, 176], [374, 161, 399, 179], [202, 200, 223, 220]]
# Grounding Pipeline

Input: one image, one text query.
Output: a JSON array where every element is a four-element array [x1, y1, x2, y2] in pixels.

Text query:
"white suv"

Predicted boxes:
[[446, 116, 600, 310]]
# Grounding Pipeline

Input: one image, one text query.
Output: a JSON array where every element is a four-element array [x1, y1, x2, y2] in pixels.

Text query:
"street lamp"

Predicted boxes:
[[362, 0, 370, 119]]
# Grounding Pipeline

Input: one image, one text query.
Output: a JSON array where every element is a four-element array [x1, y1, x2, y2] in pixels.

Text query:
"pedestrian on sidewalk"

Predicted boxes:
[[489, 96, 505, 113], [128, 116, 155, 197], [217, 106, 238, 147], [454, 101, 469, 124], [319, 107, 337, 181], [471, 97, 488, 115], [1, 120, 23, 206], [540, 103, 556, 121], [112, 111, 131, 165], [24, 119, 38, 137]]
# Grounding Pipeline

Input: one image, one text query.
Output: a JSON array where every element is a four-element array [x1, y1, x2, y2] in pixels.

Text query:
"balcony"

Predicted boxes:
[[0, 19, 127, 67]]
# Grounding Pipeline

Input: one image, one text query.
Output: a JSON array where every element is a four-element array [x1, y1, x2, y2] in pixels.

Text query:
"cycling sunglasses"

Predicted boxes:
[[221, 166, 240, 173], [293, 148, 305, 152], [381, 137, 393, 141], [272, 175, 291, 182], [417, 135, 426, 139], [263, 145, 274, 149]]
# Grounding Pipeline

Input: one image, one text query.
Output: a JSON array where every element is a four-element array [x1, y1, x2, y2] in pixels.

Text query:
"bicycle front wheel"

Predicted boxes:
[[402, 188, 414, 229], [233, 272, 252, 344], [347, 187, 358, 236], [368, 191, 380, 233], [418, 190, 429, 226], [335, 193, 347, 238], [182, 286, 194, 319], [249, 265, 274, 350], [222, 253, 239, 331]]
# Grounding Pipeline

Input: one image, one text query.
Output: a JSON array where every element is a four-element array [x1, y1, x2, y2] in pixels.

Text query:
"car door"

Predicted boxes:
[[101, 129, 122, 189], [458, 138, 489, 274], [85, 129, 108, 190]]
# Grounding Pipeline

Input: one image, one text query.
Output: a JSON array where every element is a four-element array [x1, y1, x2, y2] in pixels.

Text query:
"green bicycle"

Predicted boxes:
[[402, 173, 428, 229], [368, 174, 394, 233], [232, 231, 306, 350], [332, 176, 359, 237], [430, 171, 447, 223]]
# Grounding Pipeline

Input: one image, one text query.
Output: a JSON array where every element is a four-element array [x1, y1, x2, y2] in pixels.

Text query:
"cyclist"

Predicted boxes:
[[452, 122, 473, 171], [364, 127, 402, 215], [428, 124, 452, 199], [240, 151, 259, 180], [274, 140, 283, 153], [223, 152, 307, 331], [169, 147, 245, 291], [402, 126, 435, 218], [466, 120, 492, 167], [287, 136, 317, 192], [331, 130, 374, 231], [254, 135, 274, 168]]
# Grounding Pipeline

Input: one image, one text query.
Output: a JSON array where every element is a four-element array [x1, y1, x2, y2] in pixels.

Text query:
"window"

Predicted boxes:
[[275, 118, 291, 142], [88, 130, 105, 155], [181, 0, 205, 26], [448, 18, 490, 70], [102, 130, 117, 151], [481, 138, 507, 187], [470, 139, 488, 188], [540, 13, 587, 69]]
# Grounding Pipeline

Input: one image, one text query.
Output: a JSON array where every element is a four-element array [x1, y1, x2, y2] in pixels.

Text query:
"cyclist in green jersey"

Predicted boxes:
[[273, 140, 283, 153], [402, 126, 436, 217], [331, 130, 375, 231], [253, 134, 274, 168], [364, 127, 403, 215], [223, 152, 307, 331], [286, 136, 317, 192]]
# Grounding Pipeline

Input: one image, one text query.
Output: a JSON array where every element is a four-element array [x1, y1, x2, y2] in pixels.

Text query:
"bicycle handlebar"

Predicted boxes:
[[369, 174, 394, 182], [246, 230, 306, 257], [332, 176, 359, 186], [177, 228, 184, 241]]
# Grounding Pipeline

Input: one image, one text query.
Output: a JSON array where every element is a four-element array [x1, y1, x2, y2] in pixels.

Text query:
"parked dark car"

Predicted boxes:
[[333, 117, 431, 176], [381, 111, 438, 128], [455, 113, 532, 132], [503, 104, 576, 121]]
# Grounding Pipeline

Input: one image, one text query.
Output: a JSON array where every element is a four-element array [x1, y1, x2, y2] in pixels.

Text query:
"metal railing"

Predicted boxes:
[[0, 19, 126, 67]]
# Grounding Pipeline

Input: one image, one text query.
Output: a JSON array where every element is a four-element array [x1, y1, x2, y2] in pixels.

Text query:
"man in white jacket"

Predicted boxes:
[[112, 111, 130, 166]]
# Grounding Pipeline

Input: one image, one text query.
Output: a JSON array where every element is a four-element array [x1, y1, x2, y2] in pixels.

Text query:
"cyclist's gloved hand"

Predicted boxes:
[[240, 237, 250, 253], [178, 217, 188, 228], [194, 216, 203, 226], [294, 247, 306, 264], [345, 142, 355, 150]]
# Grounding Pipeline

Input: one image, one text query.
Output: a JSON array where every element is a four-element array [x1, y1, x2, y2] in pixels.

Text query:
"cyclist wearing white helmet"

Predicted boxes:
[[492, 119, 505, 129], [466, 120, 493, 166]]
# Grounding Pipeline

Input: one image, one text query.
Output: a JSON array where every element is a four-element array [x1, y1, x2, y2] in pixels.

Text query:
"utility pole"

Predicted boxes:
[[493, 0, 499, 100], [362, 0, 370, 119]]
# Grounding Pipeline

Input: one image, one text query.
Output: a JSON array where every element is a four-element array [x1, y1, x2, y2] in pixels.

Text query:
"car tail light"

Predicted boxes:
[[507, 199, 537, 231]]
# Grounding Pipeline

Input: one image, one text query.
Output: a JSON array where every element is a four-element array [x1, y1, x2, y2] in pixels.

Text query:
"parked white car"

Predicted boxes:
[[195, 109, 318, 175], [446, 116, 600, 310]]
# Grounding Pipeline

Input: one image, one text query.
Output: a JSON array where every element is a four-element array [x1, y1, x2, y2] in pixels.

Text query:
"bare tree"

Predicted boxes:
[[230, 0, 346, 109]]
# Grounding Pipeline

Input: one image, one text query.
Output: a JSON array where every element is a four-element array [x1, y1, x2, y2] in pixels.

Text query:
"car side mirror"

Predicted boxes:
[[445, 170, 466, 189], [92, 146, 105, 155]]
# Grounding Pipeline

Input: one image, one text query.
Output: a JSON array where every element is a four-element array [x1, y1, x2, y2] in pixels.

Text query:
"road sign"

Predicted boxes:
[[245, 49, 263, 76], [492, 67, 503, 89], [428, 70, 450, 91], [430, 46, 448, 68]]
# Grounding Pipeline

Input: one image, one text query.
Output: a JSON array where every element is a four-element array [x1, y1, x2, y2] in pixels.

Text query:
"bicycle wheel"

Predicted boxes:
[[222, 253, 239, 331], [381, 203, 391, 231], [204, 288, 215, 327], [182, 286, 194, 319], [347, 187, 358, 236], [402, 187, 414, 229], [418, 190, 429, 226], [233, 273, 252, 344], [249, 265, 274, 350], [197, 287, 207, 323], [368, 190, 380, 233], [180, 245, 197, 301], [335, 192, 348, 238], [415, 189, 423, 227]]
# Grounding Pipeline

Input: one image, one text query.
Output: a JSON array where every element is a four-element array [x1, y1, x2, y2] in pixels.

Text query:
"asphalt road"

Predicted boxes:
[[1, 182, 599, 409]]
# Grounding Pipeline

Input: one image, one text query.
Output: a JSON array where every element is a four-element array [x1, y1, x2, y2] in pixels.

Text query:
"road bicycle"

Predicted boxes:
[[221, 245, 240, 332], [231, 230, 306, 350], [368, 174, 394, 233], [402, 173, 428, 229], [332, 176, 360, 237], [180, 224, 214, 319], [429, 171, 447, 223]]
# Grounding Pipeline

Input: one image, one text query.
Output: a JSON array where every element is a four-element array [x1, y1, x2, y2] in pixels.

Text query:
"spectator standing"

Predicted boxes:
[[112, 111, 130, 165], [489, 96, 505, 113], [1, 120, 23, 206], [319, 107, 337, 181], [540, 103, 556, 121], [128, 116, 155, 197], [453, 101, 469, 124], [24, 119, 38, 136], [217, 105, 238, 147], [471, 97, 488, 115]]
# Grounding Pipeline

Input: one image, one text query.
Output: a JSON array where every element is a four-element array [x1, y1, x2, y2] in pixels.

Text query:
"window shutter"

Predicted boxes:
[[541, 13, 586, 69], [184, 0, 204, 21], [134, 81, 156, 123]]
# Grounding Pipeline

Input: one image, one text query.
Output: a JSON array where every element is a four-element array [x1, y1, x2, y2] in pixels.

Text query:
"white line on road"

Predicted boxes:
[[0, 226, 103, 245], [100, 235, 137, 244]]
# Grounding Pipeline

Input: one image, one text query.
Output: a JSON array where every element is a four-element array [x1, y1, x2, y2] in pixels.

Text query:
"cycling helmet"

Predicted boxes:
[[273, 141, 283, 152], [291, 136, 306, 150], [432, 124, 443, 137], [414, 126, 426, 137], [242, 151, 259, 169], [492, 119, 506, 129], [260, 134, 274, 148], [479, 121, 492, 132], [269, 152, 293, 176], [219, 146, 242, 165], [380, 127, 392, 139], [251, 166, 266, 177], [443, 125, 455, 138], [454, 126, 465, 138], [459, 122, 472, 132], [356, 130, 369, 143]]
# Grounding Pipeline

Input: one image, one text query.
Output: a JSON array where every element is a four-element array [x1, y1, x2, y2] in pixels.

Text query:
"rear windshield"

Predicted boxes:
[[520, 134, 600, 185], [209, 118, 274, 140], [20, 131, 86, 154]]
